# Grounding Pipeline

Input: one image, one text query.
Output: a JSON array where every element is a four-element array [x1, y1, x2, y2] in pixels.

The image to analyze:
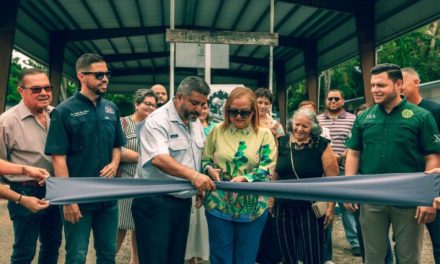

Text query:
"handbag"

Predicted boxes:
[[289, 136, 328, 218]]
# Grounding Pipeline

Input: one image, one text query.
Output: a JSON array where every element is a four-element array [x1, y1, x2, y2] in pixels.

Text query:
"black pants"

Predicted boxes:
[[132, 195, 192, 264]]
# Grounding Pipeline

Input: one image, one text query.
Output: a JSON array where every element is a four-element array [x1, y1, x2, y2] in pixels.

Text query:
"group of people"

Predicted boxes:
[[0, 53, 439, 264]]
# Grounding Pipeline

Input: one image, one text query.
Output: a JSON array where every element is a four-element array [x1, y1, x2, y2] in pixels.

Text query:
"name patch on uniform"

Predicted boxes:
[[105, 106, 115, 114], [71, 110, 89, 117], [365, 114, 375, 120], [170, 134, 179, 139]]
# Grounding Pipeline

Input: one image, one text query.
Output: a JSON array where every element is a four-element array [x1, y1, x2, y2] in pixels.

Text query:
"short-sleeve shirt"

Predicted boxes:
[[419, 99, 440, 130], [201, 124, 277, 222], [345, 98, 440, 174], [45, 92, 125, 178], [135, 100, 205, 199], [317, 110, 356, 157], [0, 101, 54, 182]]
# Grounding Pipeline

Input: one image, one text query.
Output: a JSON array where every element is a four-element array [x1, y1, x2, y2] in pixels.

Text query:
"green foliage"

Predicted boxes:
[[287, 81, 307, 115], [378, 22, 440, 82], [287, 20, 440, 111], [7, 57, 23, 106], [103, 93, 134, 117]]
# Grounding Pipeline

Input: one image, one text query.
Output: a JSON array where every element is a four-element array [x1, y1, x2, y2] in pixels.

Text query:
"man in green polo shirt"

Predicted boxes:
[[345, 63, 440, 264]]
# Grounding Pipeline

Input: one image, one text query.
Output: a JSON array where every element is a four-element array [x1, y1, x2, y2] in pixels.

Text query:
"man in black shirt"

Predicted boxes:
[[402, 67, 440, 264], [45, 53, 125, 264]]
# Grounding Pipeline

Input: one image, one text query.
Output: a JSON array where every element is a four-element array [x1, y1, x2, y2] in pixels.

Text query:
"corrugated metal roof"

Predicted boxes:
[[12, 0, 440, 93]]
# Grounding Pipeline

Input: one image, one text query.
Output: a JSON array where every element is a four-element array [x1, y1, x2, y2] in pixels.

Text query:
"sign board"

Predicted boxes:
[[208, 84, 244, 122], [167, 29, 278, 46], [176, 43, 229, 69]]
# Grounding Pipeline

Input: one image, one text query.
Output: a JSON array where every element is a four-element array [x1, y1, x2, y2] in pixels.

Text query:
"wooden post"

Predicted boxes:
[[49, 31, 66, 105], [355, 1, 375, 105], [275, 61, 287, 131], [0, 0, 20, 112], [304, 39, 318, 103]]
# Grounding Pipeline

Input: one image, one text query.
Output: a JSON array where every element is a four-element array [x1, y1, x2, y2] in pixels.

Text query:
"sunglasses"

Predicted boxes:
[[228, 109, 253, 118], [81, 71, 112, 80], [21, 85, 53, 94], [327, 97, 341, 102]]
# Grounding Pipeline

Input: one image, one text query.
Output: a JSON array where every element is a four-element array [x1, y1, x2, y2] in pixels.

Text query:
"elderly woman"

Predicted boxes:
[[274, 109, 339, 264], [116, 89, 157, 264], [202, 87, 277, 264], [255, 88, 285, 139]]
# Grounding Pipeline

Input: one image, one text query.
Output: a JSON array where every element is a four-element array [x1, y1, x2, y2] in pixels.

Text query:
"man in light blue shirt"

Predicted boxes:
[[132, 76, 216, 264]]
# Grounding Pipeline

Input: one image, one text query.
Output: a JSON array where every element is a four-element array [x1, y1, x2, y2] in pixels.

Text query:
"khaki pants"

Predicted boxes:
[[360, 204, 423, 264]]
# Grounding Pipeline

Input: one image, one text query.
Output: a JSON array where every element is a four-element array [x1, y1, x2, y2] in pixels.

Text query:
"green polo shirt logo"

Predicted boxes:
[[402, 109, 414, 119]]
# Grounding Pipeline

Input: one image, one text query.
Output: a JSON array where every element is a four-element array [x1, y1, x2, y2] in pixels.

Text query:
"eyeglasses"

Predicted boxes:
[[228, 109, 253, 118], [142, 102, 156, 108], [21, 85, 53, 94], [327, 97, 341, 102], [81, 71, 112, 80]]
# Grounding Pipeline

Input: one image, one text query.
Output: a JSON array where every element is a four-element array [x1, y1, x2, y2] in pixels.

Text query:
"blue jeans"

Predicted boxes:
[[8, 183, 62, 264], [63, 203, 118, 264], [338, 203, 360, 248], [427, 211, 440, 264], [206, 211, 268, 264]]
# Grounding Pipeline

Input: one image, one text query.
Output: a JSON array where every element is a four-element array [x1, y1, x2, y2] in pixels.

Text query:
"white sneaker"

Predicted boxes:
[[324, 261, 336, 264]]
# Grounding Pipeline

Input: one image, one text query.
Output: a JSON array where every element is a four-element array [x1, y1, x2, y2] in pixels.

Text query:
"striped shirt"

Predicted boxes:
[[317, 110, 356, 157]]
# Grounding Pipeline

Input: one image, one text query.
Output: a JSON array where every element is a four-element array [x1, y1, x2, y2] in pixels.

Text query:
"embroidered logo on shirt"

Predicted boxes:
[[71, 110, 89, 117], [434, 134, 440, 143], [401, 109, 414, 119], [365, 114, 375, 119], [105, 106, 115, 114]]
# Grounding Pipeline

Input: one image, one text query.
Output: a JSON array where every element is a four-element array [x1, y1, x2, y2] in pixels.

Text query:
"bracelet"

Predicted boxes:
[[191, 172, 199, 185], [16, 194, 23, 204], [21, 166, 27, 176]]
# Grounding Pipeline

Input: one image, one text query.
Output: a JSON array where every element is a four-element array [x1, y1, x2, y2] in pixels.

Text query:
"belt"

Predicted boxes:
[[10, 181, 40, 187]]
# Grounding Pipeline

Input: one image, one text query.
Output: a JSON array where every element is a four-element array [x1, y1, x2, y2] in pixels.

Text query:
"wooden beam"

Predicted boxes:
[[303, 39, 318, 103], [105, 51, 269, 68], [277, 0, 357, 14], [63, 26, 165, 41], [0, 0, 20, 112], [275, 62, 287, 131], [49, 31, 66, 106], [111, 66, 262, 80], [355, 1, 375, 104]]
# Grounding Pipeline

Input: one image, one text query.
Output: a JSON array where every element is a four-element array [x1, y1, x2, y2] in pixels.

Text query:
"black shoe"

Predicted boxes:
[[351, 246, 362, 257]]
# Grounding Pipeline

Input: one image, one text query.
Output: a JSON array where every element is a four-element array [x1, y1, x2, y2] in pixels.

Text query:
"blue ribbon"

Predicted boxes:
[[45, 173, 440, 206]]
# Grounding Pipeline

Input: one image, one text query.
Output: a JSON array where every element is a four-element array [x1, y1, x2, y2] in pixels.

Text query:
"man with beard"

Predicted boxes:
[[0, 68, 62, 264], [345, 63, 440, 264], [151, 83, 169, 107], [132, 76, 216, 264], [317, 89, 360, 263], [45, 53, 125, 264]]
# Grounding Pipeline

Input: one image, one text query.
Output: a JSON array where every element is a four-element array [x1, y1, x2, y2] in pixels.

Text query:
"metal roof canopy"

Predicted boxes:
[[1, 0, 440, 112]]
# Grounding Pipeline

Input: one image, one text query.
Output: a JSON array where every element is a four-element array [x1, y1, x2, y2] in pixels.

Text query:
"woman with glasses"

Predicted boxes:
[[274, 109, 339, 264], [116, 89, 157, 264], [201, 87, 277, 264]]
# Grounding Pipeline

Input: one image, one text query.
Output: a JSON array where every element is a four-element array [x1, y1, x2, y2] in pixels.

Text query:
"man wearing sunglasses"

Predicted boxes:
[[317, 89, 360, 263], [0, 68, 62, 264], [45, 53, 125, 264]]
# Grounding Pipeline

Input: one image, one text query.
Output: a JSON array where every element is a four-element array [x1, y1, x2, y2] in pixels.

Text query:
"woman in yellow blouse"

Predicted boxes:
[[202, 87, 277, 264]]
